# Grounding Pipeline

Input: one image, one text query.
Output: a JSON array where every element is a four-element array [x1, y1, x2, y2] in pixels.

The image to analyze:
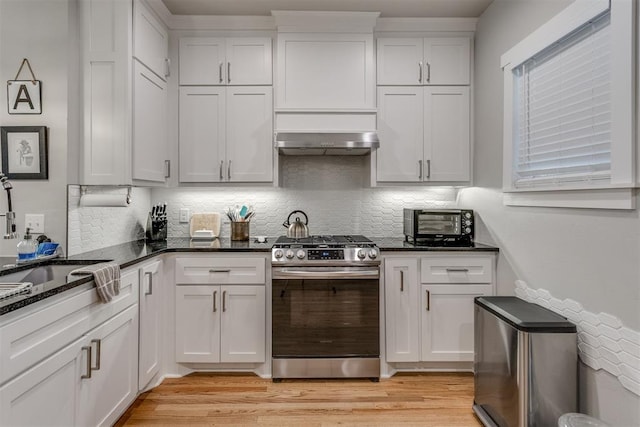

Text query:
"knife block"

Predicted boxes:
[[145, 214, 167, 242]]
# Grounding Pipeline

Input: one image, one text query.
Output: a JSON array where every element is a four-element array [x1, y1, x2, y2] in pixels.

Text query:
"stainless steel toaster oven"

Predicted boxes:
[[403, 209, 474, 246]]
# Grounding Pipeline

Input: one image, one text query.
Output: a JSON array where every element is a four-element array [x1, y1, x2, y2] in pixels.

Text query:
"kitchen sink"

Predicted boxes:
[[0, 263, 100, 286]]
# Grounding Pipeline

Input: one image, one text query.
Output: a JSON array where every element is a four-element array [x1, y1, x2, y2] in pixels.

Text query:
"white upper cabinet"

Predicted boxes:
[[179, 37, 272, 86], [377, 37, 471, 86], [133, 0, 169, 81], [276, 33, 375, 110], [179, 86, 273, 183], [376, 86, 470, 183]]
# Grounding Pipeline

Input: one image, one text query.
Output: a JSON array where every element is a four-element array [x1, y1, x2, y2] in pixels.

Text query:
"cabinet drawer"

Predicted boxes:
[[175, 257, 265, 285], [420, 255, 493, 284], [0, 269, 138, 385]]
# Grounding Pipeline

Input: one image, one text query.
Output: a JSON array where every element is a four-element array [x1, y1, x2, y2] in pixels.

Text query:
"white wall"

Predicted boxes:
[[0, 0, 70, 256], [465, 1, 640, 425]]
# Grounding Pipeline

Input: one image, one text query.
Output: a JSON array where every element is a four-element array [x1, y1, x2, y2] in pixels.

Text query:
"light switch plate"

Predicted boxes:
[[25, 214, 45, 233], [179, 208, 190, 223]]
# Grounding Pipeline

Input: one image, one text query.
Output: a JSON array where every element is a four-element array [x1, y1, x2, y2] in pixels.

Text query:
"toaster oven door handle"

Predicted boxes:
[[272, 267, 379, 280]]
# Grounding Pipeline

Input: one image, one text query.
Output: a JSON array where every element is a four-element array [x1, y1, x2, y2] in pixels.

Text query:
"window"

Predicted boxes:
[[501, 0, 635, 209]]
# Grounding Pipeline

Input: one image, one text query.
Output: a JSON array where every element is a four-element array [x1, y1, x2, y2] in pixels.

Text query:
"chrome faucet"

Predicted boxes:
[[0, 173, 17, 239]]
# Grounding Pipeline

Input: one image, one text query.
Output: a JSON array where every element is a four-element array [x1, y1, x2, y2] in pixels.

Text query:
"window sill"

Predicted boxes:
[[503, 187, 637, 210]]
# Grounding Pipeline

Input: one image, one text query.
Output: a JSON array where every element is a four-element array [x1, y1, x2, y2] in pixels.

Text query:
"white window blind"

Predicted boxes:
[[512, 12, 611, 189]]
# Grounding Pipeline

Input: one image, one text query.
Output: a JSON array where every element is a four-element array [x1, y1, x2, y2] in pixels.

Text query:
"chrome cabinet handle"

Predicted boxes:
[[164, 160, 170, 179], [145, 271, 153, 296], [418, 61, 423, 83], [81, 346, 92, 379], [426, 62, 431, 83], [426, 159, 431, 179], [227, 160, 231, 181], [91, 339, 101, 371], [426, 290, 431, 311], [219, 62, 224, 83], [222, 290, 227, 312], [400, 270, 404, 292], [227, 62, 231, 83], [418, 160, 423, 180], [165, 58, 171, 78], [209, 269, 231, 273], [446, 268, 470, 272], [219, 161, 224, 181], [213, 290, 217, 312]]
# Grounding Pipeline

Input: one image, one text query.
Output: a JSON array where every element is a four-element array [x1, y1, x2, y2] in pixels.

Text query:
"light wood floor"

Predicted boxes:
[[116, 372, 482, 426]]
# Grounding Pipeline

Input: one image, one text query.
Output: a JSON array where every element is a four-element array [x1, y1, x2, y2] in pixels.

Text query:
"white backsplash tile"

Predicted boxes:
[[515, 280, 640, 397]]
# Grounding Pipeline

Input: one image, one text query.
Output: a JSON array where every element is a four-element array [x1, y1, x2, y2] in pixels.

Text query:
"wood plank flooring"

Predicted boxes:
[[116, 372, 482, 426]]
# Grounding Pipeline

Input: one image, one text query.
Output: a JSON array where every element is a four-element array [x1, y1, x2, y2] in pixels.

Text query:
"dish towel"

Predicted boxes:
[[70, 262, 121, 303]]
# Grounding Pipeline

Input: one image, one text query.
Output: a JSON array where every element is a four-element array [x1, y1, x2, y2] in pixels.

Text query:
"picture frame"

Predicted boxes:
[[0, 126, 48, 179]]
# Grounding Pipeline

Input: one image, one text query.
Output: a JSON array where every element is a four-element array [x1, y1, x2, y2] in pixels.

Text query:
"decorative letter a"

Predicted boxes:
[[13, 84, 34, 110]]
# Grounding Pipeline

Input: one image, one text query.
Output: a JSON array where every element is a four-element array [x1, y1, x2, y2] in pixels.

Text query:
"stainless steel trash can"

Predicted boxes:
[[473, 296, 577, 427]]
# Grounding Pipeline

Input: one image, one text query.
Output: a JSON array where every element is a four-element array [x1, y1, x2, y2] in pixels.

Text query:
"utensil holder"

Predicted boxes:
[[146, 214, 167, 242], [230, 221, 249, 241]]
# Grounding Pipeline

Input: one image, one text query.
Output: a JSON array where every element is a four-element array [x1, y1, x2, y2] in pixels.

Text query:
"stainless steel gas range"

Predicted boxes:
[[271, 235, 381, 380]]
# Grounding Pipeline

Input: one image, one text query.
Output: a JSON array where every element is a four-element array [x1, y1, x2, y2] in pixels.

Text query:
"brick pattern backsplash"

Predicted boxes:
[[67, 185, 151, 255], [152, 156, 460, 239]]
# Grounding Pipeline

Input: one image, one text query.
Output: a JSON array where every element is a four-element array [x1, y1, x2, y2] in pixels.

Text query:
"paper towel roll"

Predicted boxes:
[[79, 194, 129, 207]]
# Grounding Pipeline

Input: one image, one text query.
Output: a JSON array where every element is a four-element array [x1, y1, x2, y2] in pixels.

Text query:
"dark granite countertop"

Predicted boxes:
[[0, 237, 497, 316]]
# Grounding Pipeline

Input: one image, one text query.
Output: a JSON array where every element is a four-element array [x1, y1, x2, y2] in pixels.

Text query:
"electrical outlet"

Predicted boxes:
[[25, 214, 45, 233], [179, 208, 190, 223]]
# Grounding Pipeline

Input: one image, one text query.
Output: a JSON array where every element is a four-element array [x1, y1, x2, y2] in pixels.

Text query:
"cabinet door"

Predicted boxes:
[[220, 286, 266, 363], [80, 304, 139, 427], [226, 87, 273, 182], [423, 38, 471, 85], [175, 285, 220, 363], [226, 38, 272, 85], [420, 284, 492, 362], [133, 60, 168, 183], [376, 38, 423, 85], [0, 337, 84, 426], [139, 260, 162, 390], [133, 0, 169, 80], [384, 258, 420, 362], [179, 86, 226, 182], [79, 0, 131, 185], [179, 38, 226, 85], [376, 87, 424, 182], [424, 86, 470, 182], [276, 33, 375, 109]]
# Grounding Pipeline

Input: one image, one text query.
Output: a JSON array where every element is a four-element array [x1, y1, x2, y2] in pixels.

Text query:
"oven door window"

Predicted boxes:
[[272, 278, 379, 358], [418, 213, 461, 235]]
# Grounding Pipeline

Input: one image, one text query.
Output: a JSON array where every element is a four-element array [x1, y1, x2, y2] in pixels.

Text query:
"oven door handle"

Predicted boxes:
[[272, 267, 379, 280]]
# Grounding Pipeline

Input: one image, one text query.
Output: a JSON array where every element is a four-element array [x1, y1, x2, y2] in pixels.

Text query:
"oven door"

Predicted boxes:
[[272, 266, 380, 359]]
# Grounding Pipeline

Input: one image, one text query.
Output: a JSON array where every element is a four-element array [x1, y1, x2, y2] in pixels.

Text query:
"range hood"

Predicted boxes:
[[274, 132, 379, 156]]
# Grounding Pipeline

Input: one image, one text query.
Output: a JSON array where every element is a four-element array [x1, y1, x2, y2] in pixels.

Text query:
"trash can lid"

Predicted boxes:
[[475, 296, 576, 333], [558, 413, 610, 427]]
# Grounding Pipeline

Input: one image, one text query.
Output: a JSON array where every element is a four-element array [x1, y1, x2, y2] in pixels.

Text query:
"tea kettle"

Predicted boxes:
[[283, 210, 309, 238]]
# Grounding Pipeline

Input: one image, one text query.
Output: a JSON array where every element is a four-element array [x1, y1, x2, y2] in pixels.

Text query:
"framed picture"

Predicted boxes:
[[0, 126, 48, 179]]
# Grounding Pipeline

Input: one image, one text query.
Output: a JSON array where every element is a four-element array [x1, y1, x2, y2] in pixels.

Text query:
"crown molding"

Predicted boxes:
[[375, 17, 477, 33], [272, 11, 380, 33]]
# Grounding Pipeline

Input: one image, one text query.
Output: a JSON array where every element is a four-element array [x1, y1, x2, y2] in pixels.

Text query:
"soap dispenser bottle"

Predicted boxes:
[[17, 227, 37, 262]]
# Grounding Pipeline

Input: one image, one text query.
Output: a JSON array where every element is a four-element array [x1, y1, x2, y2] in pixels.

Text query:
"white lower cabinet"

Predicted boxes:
[[0, 269, 140, 427], [420, 284, 492, 362], [175, 285, 266, 363], [384, 257, 420, 362], [384, 253, 495, 364], [0, 304, 139, 427], [138, 259, 163, 390]]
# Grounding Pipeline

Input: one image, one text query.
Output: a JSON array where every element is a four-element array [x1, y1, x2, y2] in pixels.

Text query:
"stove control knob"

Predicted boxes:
[[285, 249, 295, 259], [296, 249, 306, 259], [368, 249, 379, 259], [357, 249, 366, 259], [274, 249, 284, 259]]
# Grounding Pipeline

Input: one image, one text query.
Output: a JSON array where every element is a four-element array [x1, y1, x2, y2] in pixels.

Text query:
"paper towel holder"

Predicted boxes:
[[79, 185, 132, 207]]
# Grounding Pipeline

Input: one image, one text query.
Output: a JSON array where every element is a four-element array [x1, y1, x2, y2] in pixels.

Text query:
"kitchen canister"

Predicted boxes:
[[230, 221, 249, 241]]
